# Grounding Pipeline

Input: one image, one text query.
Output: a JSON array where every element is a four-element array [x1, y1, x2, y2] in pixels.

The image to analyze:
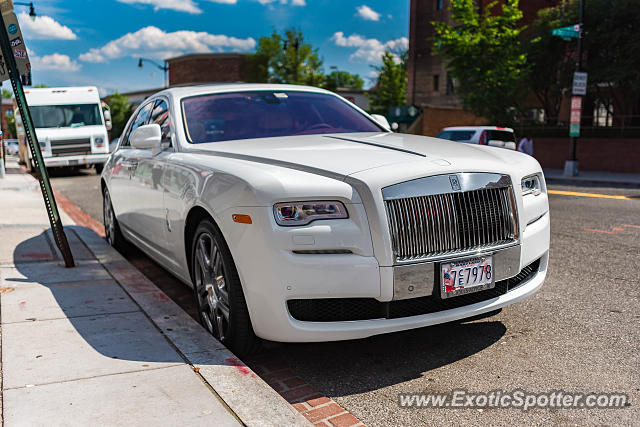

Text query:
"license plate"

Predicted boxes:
[[68, 159, 79, 165], [441, 256, 494, 299]]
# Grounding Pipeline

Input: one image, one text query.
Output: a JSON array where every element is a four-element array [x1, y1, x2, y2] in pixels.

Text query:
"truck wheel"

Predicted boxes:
[[95, 163, 104, 174], [191, 219, 260, 356]]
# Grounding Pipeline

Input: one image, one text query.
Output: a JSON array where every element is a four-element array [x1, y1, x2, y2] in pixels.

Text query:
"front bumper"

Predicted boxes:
[[42, 153, 109, 168], [219, 202, 550, 342]]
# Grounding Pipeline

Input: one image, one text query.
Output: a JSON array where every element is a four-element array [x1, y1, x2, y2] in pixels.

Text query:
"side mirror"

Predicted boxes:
[[130, 124, 162, 154], [371, 114, 391, 131], [103, 110, 112, 131]]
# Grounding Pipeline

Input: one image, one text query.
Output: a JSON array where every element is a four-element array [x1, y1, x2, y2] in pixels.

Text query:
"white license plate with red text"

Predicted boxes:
[[441, 256, 494, 299]]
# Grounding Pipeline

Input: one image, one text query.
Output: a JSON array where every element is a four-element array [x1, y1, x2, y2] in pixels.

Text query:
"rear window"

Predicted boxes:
[[486, 130, 515, 142], [436, 130, 475, 141]]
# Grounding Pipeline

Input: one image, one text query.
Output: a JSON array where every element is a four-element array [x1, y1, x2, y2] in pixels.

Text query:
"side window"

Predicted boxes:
[[120, 101, 153, 147], [150, 99, 171, 146]]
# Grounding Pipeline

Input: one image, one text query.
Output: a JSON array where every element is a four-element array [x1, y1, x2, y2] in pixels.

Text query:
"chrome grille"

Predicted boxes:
[[50, 138, 92, 157], [385, 186, 517, 262]]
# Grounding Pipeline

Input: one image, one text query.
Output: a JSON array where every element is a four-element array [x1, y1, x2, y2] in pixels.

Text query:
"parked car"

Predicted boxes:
[[4, 139, 19, 155], [101, 84, 550, 355], [437, 126, 517, 150]]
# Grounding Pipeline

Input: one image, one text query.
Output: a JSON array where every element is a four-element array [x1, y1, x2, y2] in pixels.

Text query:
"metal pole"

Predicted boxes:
[[0, 12, 74, 267], [570, 0, 584, 162]]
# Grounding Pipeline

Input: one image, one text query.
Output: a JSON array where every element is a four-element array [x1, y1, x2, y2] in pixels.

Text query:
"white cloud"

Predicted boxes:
[[116, 0, 203, 14], [30, 52, 81, 72], [79, 26, 256, 63], [17, 12, 76, 40], [254, 0, 305, 5], [356, 5, 380, 21], [331, 32, 408, 63]]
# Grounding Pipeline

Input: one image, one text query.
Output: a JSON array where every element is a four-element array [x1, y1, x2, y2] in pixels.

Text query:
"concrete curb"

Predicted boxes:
[[71, 226, 311, 427]]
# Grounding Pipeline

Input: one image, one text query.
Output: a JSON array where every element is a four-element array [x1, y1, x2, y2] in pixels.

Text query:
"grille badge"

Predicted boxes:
[[449, 175, 461, 191]]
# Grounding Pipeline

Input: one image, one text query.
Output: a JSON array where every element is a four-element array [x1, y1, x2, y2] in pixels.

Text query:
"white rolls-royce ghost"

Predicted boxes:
[[102, 84, 550, 355]]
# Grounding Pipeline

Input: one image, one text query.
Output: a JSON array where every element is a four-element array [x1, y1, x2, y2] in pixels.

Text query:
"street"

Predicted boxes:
[[48, 167, 639, 426]]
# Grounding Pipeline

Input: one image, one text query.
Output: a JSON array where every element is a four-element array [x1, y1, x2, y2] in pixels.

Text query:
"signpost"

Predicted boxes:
[[0, 1, 74, 267], [569, 96, 582, 137], [572, 71, 588, 96], [553, 0, 585, 177]]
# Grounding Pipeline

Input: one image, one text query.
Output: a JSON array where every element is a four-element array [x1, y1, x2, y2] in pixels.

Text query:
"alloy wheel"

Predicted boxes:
[[103, 190, 116, 246], [193, 231, 230, 341]]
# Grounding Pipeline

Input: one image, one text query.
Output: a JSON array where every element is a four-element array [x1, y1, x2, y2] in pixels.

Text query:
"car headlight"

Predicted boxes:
[[95, 137, 104, 148], [273, 201, 348, 226], [521, 174, 542, 196]]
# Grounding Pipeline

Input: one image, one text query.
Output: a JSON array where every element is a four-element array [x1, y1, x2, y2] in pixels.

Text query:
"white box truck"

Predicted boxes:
[[16, 86, 112, 173]]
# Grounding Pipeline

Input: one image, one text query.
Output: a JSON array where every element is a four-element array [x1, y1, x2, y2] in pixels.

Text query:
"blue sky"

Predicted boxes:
[[10, 0, 409, 96]]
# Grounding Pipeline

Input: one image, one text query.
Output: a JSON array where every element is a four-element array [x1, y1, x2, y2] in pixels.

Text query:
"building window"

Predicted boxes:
[[433, 74, 440, 92], [446, 74, 454, 95], [593, 100, 613, 127], [436, 0, 443, 10]]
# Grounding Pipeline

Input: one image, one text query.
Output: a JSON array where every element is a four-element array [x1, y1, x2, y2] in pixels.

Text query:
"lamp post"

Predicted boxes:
[[138, 58, 169, 88], [330, 65, 340, 89], [14, 2, 36, 19]]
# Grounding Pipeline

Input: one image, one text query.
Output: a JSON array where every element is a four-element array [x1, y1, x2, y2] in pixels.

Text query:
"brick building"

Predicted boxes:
[[407, 0, 560, 108], [167, 53, 249, 86]]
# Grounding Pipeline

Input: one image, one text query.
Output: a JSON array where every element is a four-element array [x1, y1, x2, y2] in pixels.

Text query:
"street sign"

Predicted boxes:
[[569, 96, 582, 137], [2, 11, 29, 76], [552, 24, 581, 40], [0, 4, 74, 266], [572, 71, 588, 96]]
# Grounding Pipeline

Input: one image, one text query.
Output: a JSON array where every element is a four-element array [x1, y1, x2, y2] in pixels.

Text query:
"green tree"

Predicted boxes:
[[524, 5, 577, 121], [582, 0, 640, 118], [5, 114, 16, 138], [105, 92, 133, 138], [247, 29, 324, 85], [368, 51, 407, 115], [1, 88, 12, 99], [432, 0, 528, 124], [33, 84, 48, 88], [323, 71, 364, 91]]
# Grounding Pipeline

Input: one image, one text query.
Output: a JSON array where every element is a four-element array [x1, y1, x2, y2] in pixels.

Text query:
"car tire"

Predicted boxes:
[[102, 186, 128, 252], [191, 219, 260, 356], [95, 163, 104, 174]]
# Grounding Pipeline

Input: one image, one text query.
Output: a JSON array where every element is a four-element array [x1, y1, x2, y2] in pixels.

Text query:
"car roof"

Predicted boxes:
[[152, 83, 334, 102], [441, 126, 514, 132]]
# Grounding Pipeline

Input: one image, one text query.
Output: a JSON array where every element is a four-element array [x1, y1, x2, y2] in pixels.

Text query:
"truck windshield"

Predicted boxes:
[[29, 104, 102, 128], [181, 91, 382, 143]]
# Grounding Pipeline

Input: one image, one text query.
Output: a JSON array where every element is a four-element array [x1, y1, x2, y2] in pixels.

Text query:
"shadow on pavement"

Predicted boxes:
[[7, 229, 185, 365], [9, 228, 505, 395], [251, 319, 506, 396]]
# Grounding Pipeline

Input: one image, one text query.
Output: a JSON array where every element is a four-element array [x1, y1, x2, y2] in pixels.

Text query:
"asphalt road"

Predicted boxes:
[[49, 167, 639, 426]]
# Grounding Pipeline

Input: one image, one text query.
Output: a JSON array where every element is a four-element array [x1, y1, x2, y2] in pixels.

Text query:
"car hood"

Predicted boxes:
[[186, 132, 533, 179]]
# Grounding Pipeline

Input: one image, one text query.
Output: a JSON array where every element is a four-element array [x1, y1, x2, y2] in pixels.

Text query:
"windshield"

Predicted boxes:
[[30, 104, 102, 128], [436, 130, 475, 141], [181, 91, 382, 143]]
